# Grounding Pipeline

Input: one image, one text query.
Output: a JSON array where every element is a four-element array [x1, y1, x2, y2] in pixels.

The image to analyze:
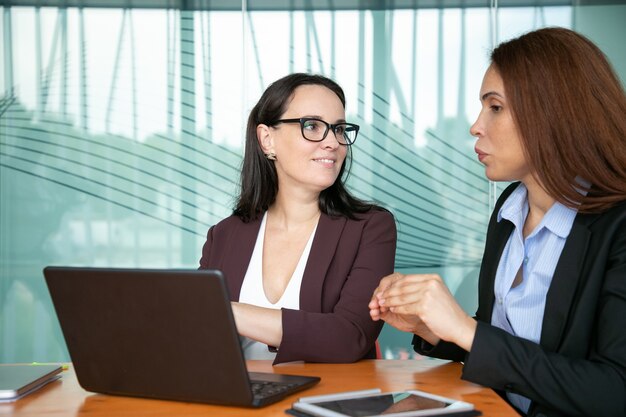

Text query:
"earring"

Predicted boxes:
[[265, 152, 276, 161]]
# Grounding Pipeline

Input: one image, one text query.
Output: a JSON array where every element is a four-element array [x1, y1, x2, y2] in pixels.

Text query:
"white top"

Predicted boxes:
[[238, 212, 318, 359]]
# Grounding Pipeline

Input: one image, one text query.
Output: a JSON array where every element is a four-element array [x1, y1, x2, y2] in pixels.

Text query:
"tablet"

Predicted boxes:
[[0, 364, 63, 402], [292, 389, 475, 417]]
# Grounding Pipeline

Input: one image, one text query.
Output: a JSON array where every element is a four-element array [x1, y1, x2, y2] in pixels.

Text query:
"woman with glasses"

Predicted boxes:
[[370, 28, 626, 416], [200, 73, 396, 364]]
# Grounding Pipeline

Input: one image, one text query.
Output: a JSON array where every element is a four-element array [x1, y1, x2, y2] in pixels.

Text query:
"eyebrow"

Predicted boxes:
[[303, 115, 346, 123], [481, 91, 504, 101]]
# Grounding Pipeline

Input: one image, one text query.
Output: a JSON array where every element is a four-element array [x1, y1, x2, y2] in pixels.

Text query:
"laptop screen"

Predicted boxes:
[[44, 267, 257, 405]]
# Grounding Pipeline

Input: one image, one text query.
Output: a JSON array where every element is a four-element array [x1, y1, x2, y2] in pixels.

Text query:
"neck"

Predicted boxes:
[[521, 177, 556, 237], [269, 190, 321, 231], [523, 178, 555, 215]]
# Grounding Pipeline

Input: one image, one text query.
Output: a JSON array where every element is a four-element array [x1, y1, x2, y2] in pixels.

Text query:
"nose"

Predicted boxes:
[[321, 131, 341, 149], [469, 113, 483, 137]]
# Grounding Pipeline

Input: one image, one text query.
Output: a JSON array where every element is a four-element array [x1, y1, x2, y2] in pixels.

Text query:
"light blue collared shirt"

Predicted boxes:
[[491, 183, 577, 414]]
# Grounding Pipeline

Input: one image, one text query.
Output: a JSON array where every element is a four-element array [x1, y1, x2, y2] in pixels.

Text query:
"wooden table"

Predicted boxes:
[[1, 360, 517, 416]]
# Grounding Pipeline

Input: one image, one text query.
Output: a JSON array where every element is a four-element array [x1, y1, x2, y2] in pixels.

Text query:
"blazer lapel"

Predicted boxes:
[[478, 219, 514, 322], [223, 216, 262, 301], [540, 214, 594, 351], [478, 182, 519, 322], [299, 213, 347, 312]]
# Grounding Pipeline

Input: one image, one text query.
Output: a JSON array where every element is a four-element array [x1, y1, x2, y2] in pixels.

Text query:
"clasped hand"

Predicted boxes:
[[369, 273, 477, 351]]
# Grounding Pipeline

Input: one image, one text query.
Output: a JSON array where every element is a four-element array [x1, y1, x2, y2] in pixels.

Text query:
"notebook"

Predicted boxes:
[[43, 267, 320, 407], [0, 364, 62, 402]]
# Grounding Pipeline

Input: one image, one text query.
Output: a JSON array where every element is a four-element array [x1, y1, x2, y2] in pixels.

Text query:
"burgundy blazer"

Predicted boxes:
[[199, 209, 397, 364]]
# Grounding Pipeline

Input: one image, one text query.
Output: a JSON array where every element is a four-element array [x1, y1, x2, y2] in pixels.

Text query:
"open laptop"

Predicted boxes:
[[43, 267, 320, 407]]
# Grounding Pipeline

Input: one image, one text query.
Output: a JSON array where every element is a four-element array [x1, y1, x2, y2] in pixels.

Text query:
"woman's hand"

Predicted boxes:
[[369, 273, 439, 344], [369, 273, 476, 351]]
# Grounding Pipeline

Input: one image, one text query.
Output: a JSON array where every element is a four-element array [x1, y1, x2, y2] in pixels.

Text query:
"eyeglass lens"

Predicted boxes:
[[302, 119, 357, 144]]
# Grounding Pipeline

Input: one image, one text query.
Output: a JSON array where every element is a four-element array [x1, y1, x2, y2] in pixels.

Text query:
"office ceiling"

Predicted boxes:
[[2, 0, 625, 11]]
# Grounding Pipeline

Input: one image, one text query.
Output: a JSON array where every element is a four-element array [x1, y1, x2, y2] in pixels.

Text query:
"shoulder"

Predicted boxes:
[[583, 200, 626, 236], [342, 207, 397, 241], [558, 202, 626, 273], [208, 214, 241, 233], [208, 214, 261, 237], [212, 214, 246, 229], [348, 207, 396, 226], [320, 208, 396, 233], [594, 200, 626, 222]]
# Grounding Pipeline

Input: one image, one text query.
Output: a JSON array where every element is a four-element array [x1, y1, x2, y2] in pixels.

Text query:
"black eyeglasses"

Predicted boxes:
[[273, 117, 359, 146]]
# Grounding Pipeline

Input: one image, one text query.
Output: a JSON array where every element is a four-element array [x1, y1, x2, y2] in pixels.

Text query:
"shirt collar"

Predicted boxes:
[[498, 183, 528, 230], [497, 183, 577, 239], [541, 202, 577, 238]]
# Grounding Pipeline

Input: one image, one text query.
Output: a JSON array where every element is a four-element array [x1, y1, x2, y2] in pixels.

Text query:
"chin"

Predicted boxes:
[[486, 172, 518, 183], [484, 166, 503, 182], [316, 179, 338, 192], [485, 173, 506, 182], [319, 181, 337, 191]]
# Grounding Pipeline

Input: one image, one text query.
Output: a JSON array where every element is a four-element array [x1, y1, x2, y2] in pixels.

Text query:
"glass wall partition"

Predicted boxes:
[[1, 1, 625, 362]]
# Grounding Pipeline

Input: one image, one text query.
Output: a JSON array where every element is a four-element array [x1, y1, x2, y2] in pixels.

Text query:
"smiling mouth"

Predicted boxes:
[[313, 158, 335, 164]]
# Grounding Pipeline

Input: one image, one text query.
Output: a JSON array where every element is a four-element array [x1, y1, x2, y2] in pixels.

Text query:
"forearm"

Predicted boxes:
[[412, 335, 468, 362], [411, 314, 477, 360], [277, 308, 383, 363], [413, 316, 475, 350], [463, 322, 626, 417], [231, 302, 283, 348]]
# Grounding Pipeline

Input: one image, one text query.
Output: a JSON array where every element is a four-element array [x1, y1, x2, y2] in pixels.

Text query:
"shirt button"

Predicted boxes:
[[524, 257, 529, 264], [497, 297, 503, 304]]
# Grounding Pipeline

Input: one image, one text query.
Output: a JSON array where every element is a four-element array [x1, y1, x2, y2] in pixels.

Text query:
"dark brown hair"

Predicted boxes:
[[233, 73, 377, 222], [491, 27, 626, 213]]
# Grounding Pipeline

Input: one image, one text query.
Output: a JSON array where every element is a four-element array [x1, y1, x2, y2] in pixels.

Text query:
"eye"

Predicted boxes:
[[303, 120, 323, 132], [334, 125, 346, 135], [490, 105, 503, 113]]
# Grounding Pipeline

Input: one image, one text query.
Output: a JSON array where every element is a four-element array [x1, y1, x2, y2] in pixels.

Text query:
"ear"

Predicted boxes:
[[257, 124, 274, 154]]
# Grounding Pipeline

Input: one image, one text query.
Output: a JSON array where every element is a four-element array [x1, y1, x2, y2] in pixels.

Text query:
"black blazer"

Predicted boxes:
[[414, 182, 626, 417], [200, 209, 397, 365]]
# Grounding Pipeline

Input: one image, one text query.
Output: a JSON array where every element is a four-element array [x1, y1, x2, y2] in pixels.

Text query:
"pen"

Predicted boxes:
[[31, 362, 69, 371], [296, 388, 382, 403]]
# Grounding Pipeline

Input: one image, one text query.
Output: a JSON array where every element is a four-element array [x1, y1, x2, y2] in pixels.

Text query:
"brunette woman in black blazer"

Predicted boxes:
[[370, 28, 626, 417]]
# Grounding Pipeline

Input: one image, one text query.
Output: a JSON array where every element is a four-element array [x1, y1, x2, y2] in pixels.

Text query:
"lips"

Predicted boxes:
[[474, 147, 487, 163]]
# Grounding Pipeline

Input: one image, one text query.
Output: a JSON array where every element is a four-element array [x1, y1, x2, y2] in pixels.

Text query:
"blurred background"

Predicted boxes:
[[1, 0, 625, 362]]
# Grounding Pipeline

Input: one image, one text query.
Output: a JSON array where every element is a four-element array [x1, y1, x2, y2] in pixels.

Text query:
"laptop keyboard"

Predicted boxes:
[[250, 380, 300, 399]]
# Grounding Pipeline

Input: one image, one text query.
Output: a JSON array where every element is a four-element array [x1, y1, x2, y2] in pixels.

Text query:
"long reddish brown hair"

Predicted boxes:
[[492, 27, 626, 213]]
